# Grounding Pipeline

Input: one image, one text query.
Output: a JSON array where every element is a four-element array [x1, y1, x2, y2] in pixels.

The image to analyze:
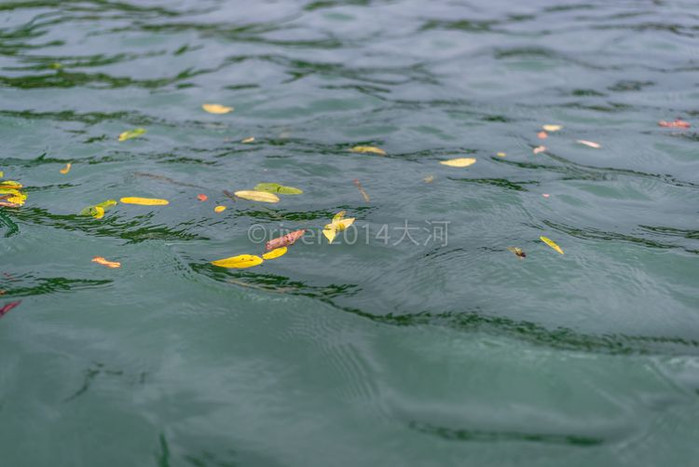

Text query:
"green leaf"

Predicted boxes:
[[253, 183, 303, 195]]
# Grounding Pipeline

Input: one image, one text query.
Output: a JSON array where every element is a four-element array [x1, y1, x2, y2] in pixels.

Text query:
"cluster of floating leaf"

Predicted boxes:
[[0, 107, 692, 283]]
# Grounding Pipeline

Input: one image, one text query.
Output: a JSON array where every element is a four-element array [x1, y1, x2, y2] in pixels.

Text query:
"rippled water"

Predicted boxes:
[[1, 0, 698, 465]]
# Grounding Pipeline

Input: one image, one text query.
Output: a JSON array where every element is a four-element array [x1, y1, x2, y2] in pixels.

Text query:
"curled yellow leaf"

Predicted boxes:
[[262, 247, 287, 260], [440, 157, 476, 167], [59, 163, 71, 174], [120, 197, 169, 206], [234, 190, 280, 203], [202, 103, 233, 114], [350, 146, 386, 156], [211, 254, 263, 269], [540, 236, 564, 255]]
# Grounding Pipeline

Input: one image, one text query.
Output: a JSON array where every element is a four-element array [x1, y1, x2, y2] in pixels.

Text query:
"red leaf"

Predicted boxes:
[[0, 300, 21, 318], [265, 229, 306, 252], [197, 193, 208, 202]]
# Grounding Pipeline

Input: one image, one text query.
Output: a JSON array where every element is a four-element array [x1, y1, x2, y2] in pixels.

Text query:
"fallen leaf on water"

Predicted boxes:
[[241, 137, 255, 143], [540, 236, 564, 255], [424, 175, 435, 183], [79, 199, 117, 218], [440, 157, 476, 167], [542, 193, 550, 198], [542, 124, 562, 132], [0, 300, 21, 318], [350, 146, 386, 156], [262, 247, 287, 260], [214, 205, 226, 213], [92, 256, 121, 268], [59, 163, 72, 174], [253, 183, 303, 195], [658, 119, 690, 128], [118, 128, 146, 142], [120, 197, 169, 206], [197, 193, 208, 202], [537, 131, 548, 139], [0, 201, 21, 208], [265, 229, 306, 251], [577, 139, 601, 149], [202, 103, 233, 114], [507, 247, 526, 258], [234, 190, 280, 203], [497, 152, 506, 157], [211, 254, 263, 269], [0, 171, 3, 178], [353, 179, 370, 202], [91, 206, 105, 219], [0, 188, 27, 206], [0, 180, 22, 189], [323, 212, 355, 244], [533, 146, 547, 154]]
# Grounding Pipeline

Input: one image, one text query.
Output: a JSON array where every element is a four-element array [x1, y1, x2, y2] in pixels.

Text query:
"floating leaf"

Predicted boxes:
[[423, 175, 435, 183], [533, 146, 547, 154], [0, 300, 21, 318], [118, 128, 146, 142], [253, 183, 303, 195], [540, 236, 564, 255], [92, 256, 121, 268], [0, 189, 27, 206], [0, 180, 22, 189], [197, 193, 208, 202], [350, 146, 386, 156], [79, 200, 116, 219], [577, 140, 601, 149], [496, 152, 506, 157], [440, 158, 476, 167], [658, 119, 690, 128], [211, 254, 263, 269], [92, 206, 105, 219], [353, 179, 370, 202], [323, 212, 355, 244], [542, 193, 550, 198], [0, 171, 3, 178], [120, 197, 169, 206], [507, 247, 526, 258], [265, 229, 306, 251], [241, 137, 255, 143], [202, 103, 233, 114], [537, 131, 548, 139], [542, 124, 562, 132], [234, 190, 280, 203], [214, 205, 227, 213], [0, 201, 21, 208], [262, 247, 287, 260], [59, 163, 71, 174]]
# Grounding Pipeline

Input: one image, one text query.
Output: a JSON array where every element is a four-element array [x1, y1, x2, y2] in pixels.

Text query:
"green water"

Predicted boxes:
[[1, 0, 698, 465]]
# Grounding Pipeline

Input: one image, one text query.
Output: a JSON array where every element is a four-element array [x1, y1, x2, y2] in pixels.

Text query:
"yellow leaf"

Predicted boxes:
[[0, 180, 22, 189], [542, 124, 562, 132], [118, 128, 146, 142], [540, 236, 564, 255], [332, 211, 346, 222], [234, 190, 280, 203], [497, 152, 506, 157], [59, 163, 71, 174], [350, 146, 386, 156], [324, 212, 355, 244], [577, 140, 601, 149], [211, 254, 263, 269], [92, 206, 105, 219], [120, 197, 169, 206], [262, 247, 287, 260], [202, 103, 233, 114], [241, 137, 255, 143], [214, 205, 227, 213], [0, 171, 3, 178], [322, 228, 336, 244], [440, 157, 476, 167], [92, 256, 121, 268]]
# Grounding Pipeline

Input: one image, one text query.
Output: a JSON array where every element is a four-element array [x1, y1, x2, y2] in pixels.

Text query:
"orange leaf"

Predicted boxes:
[[92, 256, 121, 268], [537, 131, 548, 139], [658, 119, 690, 128], [214, 205, 226, 213], [265, 229, 306, 251], [197, 193, 208, 202], [59, 163, 72, 174]]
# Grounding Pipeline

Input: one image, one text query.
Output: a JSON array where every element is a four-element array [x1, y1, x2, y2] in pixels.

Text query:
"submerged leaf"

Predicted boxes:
[[211, 254, 263, 269], [92, 256, 121, 268], [577, 140, 601, 149], [353, 179, 370, 202], [59, 163, 72, 174], [350, 146, 386, 156], [120, 197, 169, 206], [262, 247, 288, 260], [440, 158, 476, 168], [542, 124, 562, 132], [234, 190, 280, 203], [118, 128, 146, 142], [423, 175, 435, 183], [202, 103, 233, 114], [540, 236, 564, 255], [79, 199, 117, 218], [507, 247, 526, 258], [253, 183, 303, 195], [265, 229, 306, 251]]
